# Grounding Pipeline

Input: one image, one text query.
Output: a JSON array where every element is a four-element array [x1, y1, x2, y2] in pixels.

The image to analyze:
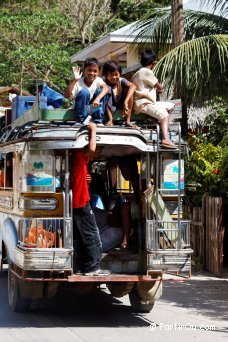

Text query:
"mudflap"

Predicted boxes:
[[134, 277, 163, 304], [128, 277, 162, 313]]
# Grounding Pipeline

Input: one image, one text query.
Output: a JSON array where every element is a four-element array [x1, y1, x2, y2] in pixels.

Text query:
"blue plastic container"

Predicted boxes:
[[12, 96, 47, 122]]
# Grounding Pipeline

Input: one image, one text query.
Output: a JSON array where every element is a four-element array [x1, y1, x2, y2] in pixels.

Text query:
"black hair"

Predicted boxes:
[[102, 60, 122, 77], [84, 57, 100, 69], [140, 50, 156, 67]]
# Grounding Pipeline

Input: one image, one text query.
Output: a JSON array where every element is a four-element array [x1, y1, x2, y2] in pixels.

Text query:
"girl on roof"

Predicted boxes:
[[102, 60, 137, 128]]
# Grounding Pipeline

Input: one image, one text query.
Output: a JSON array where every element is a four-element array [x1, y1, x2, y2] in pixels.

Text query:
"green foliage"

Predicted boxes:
[[107, 0, 171, 32], [186, 141, 222, 186], [115, 0, 170, 23], [0, 1, 73, 92], [204, 98, 228, 146], [186, 100, 228, 204], [0, 0, 172, 93]]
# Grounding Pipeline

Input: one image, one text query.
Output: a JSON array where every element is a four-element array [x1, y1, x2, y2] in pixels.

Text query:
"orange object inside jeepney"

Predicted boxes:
[[24, 220, 56, 248]]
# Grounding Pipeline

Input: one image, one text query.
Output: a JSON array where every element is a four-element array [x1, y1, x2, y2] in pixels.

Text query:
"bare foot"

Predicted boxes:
[[105, 120, 113, 127], [161, 139, 177, 148], [121, 240, 128, 249], [125, 122, 140, 130]]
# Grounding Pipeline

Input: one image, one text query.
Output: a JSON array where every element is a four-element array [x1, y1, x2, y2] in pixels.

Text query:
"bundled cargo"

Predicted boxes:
[[24, 220, 56, 248]]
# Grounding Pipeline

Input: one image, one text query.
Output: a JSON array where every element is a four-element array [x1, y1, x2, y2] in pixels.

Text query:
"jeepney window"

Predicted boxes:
[[55, 154, 65, 190], [0, 153, 13, 190], [21, 150, 55, 192]]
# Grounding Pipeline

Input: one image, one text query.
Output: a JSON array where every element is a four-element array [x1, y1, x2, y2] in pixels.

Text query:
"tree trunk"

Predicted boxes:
[[20, 61, 24, 96], [171, 0, 187, 136], [171, 0, 184, 48]]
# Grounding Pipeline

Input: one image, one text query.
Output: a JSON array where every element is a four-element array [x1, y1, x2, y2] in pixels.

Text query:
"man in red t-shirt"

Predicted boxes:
[[71, 122, 110, 276]]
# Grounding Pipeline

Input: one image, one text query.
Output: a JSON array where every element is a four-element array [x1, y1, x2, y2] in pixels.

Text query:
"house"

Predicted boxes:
[[70, 21, 172, 80], [70, 22, 152, 68], [0, 84, 31, 108]]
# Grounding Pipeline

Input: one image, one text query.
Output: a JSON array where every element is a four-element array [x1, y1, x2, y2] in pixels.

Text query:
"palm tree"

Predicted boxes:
[[131, 1, 228, 134]]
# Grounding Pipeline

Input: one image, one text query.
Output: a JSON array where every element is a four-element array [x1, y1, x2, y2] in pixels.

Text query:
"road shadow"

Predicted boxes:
[[1, 267, 227, 329], [0, 269, 153, 328], [161, 270, 228, 323]]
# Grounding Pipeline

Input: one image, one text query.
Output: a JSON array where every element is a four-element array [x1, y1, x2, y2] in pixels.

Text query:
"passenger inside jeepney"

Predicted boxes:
[[88, 154, 141, 251], [86, 157, 126, 250], [92, 202, 131, 251], [0, 154, 13, 189], [0, 160, 4, 188], [89, 169, 109, 209]]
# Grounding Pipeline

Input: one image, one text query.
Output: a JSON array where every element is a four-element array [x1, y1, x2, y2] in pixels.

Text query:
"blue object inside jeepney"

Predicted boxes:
[[41, 83, 65, 109], [90, 194, 105, 210]]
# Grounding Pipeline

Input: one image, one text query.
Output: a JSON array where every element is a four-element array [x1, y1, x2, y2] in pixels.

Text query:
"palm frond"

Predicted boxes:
[[131, 7, 228, 54], [185, 10, 228, 38], [153, 34, 228, 104], [195, 0, 228, 16], [132, 8, 172, 56]]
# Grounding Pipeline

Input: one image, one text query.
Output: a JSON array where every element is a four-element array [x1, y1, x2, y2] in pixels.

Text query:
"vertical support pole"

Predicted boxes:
[[65, 149, 69, 218], [145, 151, 151, 251], [155, 123, 160, 250], [178, 123, 181, 249], [63, 149, 73, 249]]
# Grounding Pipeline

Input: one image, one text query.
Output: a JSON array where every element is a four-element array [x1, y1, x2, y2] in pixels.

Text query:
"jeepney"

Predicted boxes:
[[0, 96, 192, 312]]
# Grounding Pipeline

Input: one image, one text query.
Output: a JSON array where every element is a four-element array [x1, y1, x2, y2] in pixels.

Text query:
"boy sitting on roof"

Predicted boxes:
[[132, 50, 176, 148], [64, 57, 109, 124]]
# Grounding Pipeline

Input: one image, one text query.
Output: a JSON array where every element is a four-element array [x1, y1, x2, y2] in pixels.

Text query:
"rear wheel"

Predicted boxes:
[[8, 265, 31, 312], [129, 287, 154, 313]]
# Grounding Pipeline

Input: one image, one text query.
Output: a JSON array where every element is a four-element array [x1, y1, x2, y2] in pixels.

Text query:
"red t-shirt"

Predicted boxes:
[[71, 151, 90, 208]]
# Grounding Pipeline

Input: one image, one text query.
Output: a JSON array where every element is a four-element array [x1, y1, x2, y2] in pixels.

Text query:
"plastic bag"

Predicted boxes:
[[41, 83, 64, 109]]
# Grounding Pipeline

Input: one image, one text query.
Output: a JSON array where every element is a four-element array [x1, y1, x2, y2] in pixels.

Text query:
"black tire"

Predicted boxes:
[[8, 265, 31, 312], [129, 288, 154, 313]]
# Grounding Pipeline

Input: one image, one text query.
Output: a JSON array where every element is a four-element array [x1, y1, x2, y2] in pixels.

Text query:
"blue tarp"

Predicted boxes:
[[41, 83, 64, 109]]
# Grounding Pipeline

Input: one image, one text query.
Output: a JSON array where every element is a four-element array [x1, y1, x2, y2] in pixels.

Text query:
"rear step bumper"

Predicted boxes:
[[68, 274, 152, 282]]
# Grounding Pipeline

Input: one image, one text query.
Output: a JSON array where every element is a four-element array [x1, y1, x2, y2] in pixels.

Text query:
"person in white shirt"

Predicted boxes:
[[64, 57, 109, 124], [132, 50, 176, 148]]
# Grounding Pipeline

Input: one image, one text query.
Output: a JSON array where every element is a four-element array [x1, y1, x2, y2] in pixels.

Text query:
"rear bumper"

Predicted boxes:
[[13, 247, 192, 282]]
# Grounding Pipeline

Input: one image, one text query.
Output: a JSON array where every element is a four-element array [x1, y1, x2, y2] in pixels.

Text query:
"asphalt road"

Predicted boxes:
[[0, 266, 227, 342]]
